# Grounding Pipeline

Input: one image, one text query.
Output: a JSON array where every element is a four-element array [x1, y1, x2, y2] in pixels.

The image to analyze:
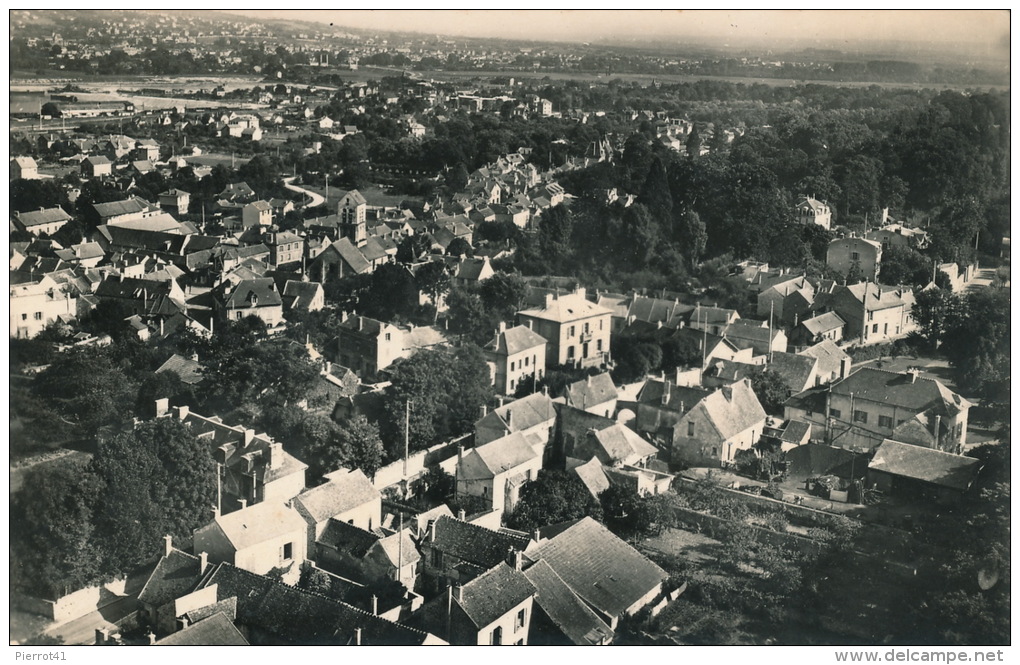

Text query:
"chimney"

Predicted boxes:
[[498, 321, 507, 334], [190, 352, 199, 362], [199, 551, 208, 573], [163, 534, 173, 557], [243, 428, 255, 447], [661, 381, 671, 406], [526, 319, 533, 330], [371, 595, 378, 616], [178, 616, 189, 630], [212, 505, 220, 519], [531, 528, 541, 543], [175, 405, 189, 420], [840, 356, 852, 380], [147, 631, 157, 645], [269, 442, 282, 468], [239, 498, 248, 510], [95, 628, 110, 645], [457, 508, 466, 521], [507, 547, 523, 571], [429, 519, 437, 542], [457, 445, 464, 461], [453, 585, 463, 603], [154, 398, 170, 418], [354, 627, 362, 645]]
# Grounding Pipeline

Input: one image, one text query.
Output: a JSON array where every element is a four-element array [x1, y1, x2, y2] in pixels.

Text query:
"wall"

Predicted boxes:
[[475, 596, 533, 645], [336, 497, 382, 532], [234, 528, 306, 576], [13, 566, 151, 624], [263, 470, 307, 506], [826, 238, 881, 281], [372, 435, 470, 490], [193, 524, 236, 569]]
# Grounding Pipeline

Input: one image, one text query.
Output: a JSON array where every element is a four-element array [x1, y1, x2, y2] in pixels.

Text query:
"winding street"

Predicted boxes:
[[283, 176, 326, 209]]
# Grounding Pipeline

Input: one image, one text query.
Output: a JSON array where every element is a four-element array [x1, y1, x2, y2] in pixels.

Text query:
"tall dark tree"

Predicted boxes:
[[638, 156, 673, 222]]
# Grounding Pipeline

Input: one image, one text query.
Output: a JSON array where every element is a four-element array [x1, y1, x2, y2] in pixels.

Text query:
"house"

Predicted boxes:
[[11, 156, 38, 180], [868, 439, 982, 505], [686, 304, 740, 336], [866, 223, 930, 251], [336, 314, 405, 381], [635, 378, 713, 443], [456, 431, 544, 517], [155, 353, 204, 385], [667, 378, 768, 467], [81, 155, 112, 178], [827, 236, 883, 282], [475, 391, 557, 448], [292, 468, 382, 555], [269, 198, 295, 216], [217, 182, 257, 206], [318, 116, 335, 130], [263, 230, 303, 267], [525, 517, 667, 630], [566, 422, 659, 470], [12, 207, 72, 236], [212, 278, 284, 327], [766, 351, 820, 394], [134, 138, 161, 161], [154, 613, 249, 646], [784, 368, 972, 452], [91, 196, 162, 227], [451, 256, 494, 286], [756, 274, 815, 327], [136, 537, 208, 635], [314, 521, 420, 588], [158, 403, 308, 508], [130, 159, 155, 175], [561, 372, 618, 418], [282, 280, 325, 312], [570, 457, 612, 498], [721, 319, 788, 356], [625, 294, 693, 330], [791, 311, 846, 347], [795, 196, 832, 229], [191, 561, 442, 645], [53, 242, 105, 269], [242, 201, 273, 229], [193, 501, 308, 578], [517, 288, 612, 369], [815, 282, 915, 344], [158, 189, 190, 216], [94, 276, 187, 319], [523, 558, 614, 645], [798, 339, 852, 386], [416, 514, 533, 593], [412, 560, 536, 645], [309, 237, 372, 282], [483, 322, 547, 396], [242, 127, 263, 142]]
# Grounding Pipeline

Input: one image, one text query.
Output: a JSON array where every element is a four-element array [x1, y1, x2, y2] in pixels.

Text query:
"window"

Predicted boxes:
[[20, 313, 27, 321], [868, 311, 874, 322], [510, 361, 515, 372], [33, 312, 42, 320], [829, 408, 842, 419], [687, 422, 695, 437], [568, 325, 575, 337], [510, 379, 515, 390], [431, 549, 443, 568], [491, 626, 502, 645], [567, 346, 575, 359], [878, 415, 893, 429], [851, 251, 860, 261], [515, 608, 527, 631], [883, 323, 888, 335], [524, 356, 529, 367], [853, 410, 868, 424], [872, 324, 878, 334], [596, 339, 603, 352], [384, 333, 391, 341], [711, 447, 718, 458], [282, 542, 293, 561]]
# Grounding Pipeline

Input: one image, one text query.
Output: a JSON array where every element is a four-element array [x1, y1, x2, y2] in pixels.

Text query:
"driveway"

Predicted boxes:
[[284, 176, 325, 208]]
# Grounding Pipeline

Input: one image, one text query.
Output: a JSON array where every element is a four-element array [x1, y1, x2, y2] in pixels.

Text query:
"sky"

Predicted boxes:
[[224, 9, 1009, 51]]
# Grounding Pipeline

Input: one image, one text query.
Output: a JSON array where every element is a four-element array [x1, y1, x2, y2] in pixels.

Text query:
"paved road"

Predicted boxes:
[[284, 176, 326, 208]]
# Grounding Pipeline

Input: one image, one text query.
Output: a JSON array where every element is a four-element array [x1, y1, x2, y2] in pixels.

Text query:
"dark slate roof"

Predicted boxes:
[[156, 612, 249, 646], [327, 237, 372, 274], [282, 280, 323, 309], [563, 372, 618, 410], [767, 352, 818, 391], [137, 549, 203, 608], [15, 207, 72, 228], [869, 439, 982, 491], [318, 518, 380, 557], [92, 197, 151, 218], [784, 385, 828, 414], [198, 563, 432, 645], [155, 353, 204, 385], [637, 378, 711, 414], [457, 562, 536, 629], [832, 368, 969, 415], [476, 392, 557, 435], [429, 515, 530, 570], [526, 517, 667, 619], [524, 558, 614, 645], [293, 469, 379, 524], [220, 278, 282, 309]]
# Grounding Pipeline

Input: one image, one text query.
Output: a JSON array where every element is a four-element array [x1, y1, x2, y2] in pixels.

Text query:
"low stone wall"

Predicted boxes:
[[669, 505, 823, 555]]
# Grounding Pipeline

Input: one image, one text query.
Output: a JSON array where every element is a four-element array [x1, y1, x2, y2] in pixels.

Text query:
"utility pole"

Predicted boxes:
[[768, 300, 774, 362], [216, 462, 222, 514], [403, 400, 410, 478]]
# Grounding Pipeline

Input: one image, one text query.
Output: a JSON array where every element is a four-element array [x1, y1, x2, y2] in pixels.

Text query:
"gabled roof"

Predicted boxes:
[[459, 432, 539, 480], [767, 352, 818, 392], [13, 156, 37, 168], [219, 278, 282, 309], [359, 236, 389, 262], [137, 548, 203, 608], [457, 562, 536, 629], [477, 392, 556, 435], [571, 457, 611, 498], [155, 353, 204, 385], [637, 379, 711, 414], [197, 562, 434, 645], [800, 311, 846, 335], [207, 502, 306, 551], [293, 469, 379, 524], [339, 189, 368, 206], [282, 280, 323, 309], [869, 439, 981, 492], [485, 324, 547, 357], [156, 612, 249, 646], [376, 529, 421, 568], [323, 237, 372, 274], [427, 515, 531, 570], [839, 283, 912, 312], [524, 558, 614, 645], [831, 368, 971, 415], [318, 518, 381, 557], [564, 373, 618, 410], [798, 339, 850, 379], [92, 196, 152, 219], [526, 517, 667, 620], [693, 379, 768, 442], [586, 424, 659, 466]]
